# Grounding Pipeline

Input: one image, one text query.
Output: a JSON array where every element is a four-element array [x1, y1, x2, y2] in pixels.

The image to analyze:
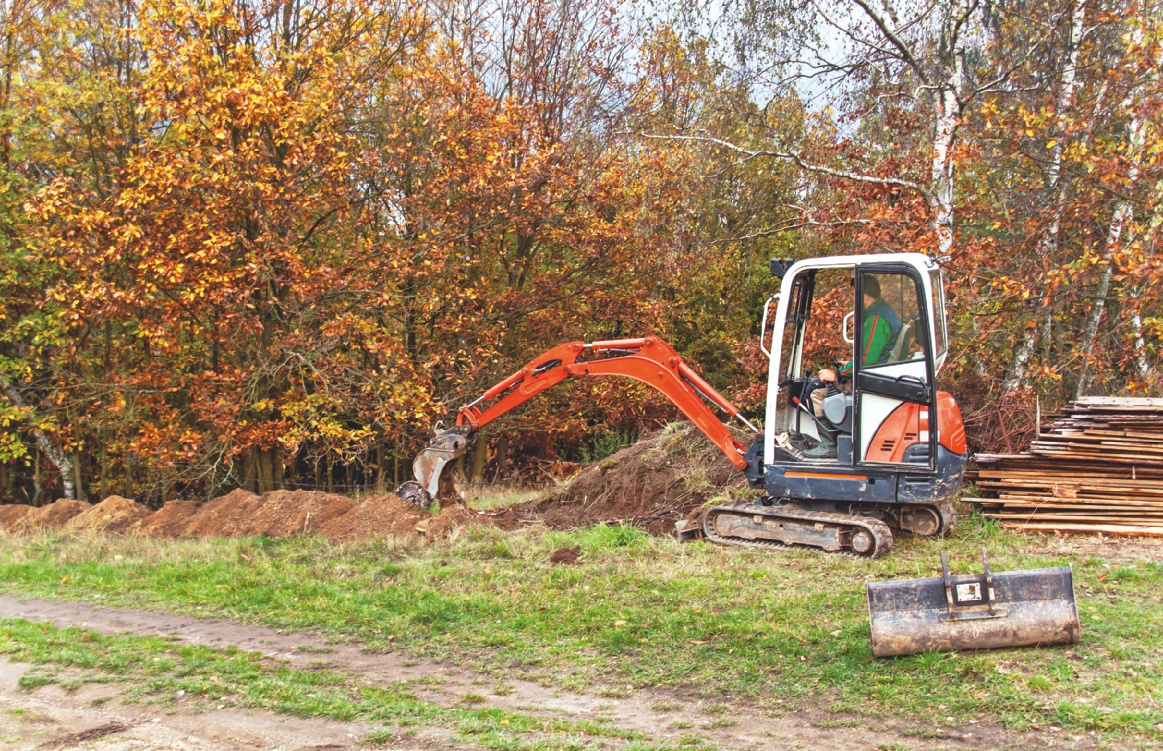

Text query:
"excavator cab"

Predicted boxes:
[[752, 253, 967, 540]]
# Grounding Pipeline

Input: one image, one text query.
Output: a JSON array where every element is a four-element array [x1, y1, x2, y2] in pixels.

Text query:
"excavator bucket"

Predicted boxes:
[[867, 549, 1079, 658], [397, 426, 473, 509]]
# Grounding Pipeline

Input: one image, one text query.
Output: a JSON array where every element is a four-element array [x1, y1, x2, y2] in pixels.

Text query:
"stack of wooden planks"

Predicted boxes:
[[971, 397, 1163, 537]]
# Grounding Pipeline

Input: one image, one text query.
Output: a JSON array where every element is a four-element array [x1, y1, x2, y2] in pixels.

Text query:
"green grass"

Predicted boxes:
[[0, 514, 1160, 742], [0, 617, 661, 751], [461, 484, 546, 511]]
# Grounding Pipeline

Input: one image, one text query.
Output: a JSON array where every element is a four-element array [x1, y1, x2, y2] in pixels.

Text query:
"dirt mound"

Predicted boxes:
[[182, 489, 262, 538], [426, 502, 482, 540], [496, 425, 747, 534], [319, 493, 429, 543], [64, 496, 151, 533], [0, 504, 34, 532], [25, 499, 90, 529], [130, 500, 201, 538], [550, 546, 580, 564], [0, 429, 747, 543], [233, 490, 355, 538]]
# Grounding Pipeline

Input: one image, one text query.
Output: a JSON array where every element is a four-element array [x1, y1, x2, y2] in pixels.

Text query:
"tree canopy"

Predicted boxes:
[[0, 0, 1159, 501]]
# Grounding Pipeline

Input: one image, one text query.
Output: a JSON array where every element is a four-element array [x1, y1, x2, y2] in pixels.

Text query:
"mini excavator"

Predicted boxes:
[[399, 253, 968, 558]]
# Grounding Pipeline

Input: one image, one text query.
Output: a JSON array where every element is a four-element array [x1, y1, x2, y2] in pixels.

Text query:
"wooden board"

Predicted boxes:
[[972, 398, 1163, 535]]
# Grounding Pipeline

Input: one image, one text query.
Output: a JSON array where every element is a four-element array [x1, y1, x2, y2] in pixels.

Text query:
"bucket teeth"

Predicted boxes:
[[397, 425, 473, 507]]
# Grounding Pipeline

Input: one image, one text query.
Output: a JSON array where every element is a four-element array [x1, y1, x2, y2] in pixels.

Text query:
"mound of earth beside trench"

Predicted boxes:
[[495, 424, 750, 535], [26, 499, 91, 529], [0, 424, 749, 542], [63, 495, 151, 533]]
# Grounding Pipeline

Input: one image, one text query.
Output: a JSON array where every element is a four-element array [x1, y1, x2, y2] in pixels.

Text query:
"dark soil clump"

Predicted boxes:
[[549, 546, 580, 565], [496, 425, 747, 534]]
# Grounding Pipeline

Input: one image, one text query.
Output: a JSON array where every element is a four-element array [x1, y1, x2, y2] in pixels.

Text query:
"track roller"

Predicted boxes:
[[700, 502, 893, 558]]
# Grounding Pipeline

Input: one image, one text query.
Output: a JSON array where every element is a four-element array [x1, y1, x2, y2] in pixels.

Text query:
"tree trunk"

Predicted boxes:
[[0, 373, 74, 499], [375, 443, 386, 492], [1002, 0, 1086, 394], [470, 434, 488, 483], [1002, 321, 1037, 393], [1077, 109, 1146, 398], [32, 447, 42, 505], [1130, 285, 1151, 382], [930, 83, 959, 257], [73, 452, 86, 502], [242, 450, 257, 494], [493, 433, 509, 481]]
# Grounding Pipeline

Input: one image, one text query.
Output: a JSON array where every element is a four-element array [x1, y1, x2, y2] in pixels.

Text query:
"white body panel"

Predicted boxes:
[[859, 394, 904, 460]]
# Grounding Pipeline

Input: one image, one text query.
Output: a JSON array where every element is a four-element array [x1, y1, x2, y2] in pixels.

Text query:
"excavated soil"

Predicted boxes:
[[495, 425, 747, 534], [317, 493, 428, 542], [25, 499, 90, 529], [0, 425, 749, 544], [129, 500, 201, 538], [63, 496, 150, 533], [0, 504, 33, 532], [181, 488, 262, 538], [232, 489, 355, 537]]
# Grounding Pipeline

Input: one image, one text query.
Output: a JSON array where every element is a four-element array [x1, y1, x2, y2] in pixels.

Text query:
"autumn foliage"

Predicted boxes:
[[0, 0, 1159, 501]]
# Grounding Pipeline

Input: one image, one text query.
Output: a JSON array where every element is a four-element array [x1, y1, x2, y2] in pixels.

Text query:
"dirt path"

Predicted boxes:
[[0, 596, 1105, 750]]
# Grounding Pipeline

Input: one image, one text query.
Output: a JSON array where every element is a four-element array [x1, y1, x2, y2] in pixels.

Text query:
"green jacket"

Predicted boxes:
[[839, 299, 901, 376]]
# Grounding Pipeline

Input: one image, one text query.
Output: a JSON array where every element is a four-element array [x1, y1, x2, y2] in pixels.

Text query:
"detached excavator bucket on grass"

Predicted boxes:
[[867, 549, 1080, 658]]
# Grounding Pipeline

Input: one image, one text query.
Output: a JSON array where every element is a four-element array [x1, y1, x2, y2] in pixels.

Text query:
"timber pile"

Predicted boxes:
[[972, 397, 1163, 537]]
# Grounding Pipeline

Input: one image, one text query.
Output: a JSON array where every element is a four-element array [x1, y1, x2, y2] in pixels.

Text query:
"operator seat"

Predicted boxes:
[[822, 391, 853, 433], [890, 320, 914, 362]]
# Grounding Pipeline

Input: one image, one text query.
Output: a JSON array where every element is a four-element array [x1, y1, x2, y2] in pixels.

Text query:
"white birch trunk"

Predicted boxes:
[[1130, 285, 1151, 381], [0, 373, 75, 500], [1076, 112, 1146, 398], [1001, 0, 1086, 393], [931, 84, 959, 258]]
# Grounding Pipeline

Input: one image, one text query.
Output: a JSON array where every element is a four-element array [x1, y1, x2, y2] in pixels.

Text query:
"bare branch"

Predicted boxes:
[[630, 132, 935, 205], [847, 0, 931, 85], [711, 218, 877, 242]]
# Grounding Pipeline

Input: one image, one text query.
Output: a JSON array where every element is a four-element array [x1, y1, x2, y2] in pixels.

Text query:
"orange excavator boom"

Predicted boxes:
[[397, 336, 758, 508]]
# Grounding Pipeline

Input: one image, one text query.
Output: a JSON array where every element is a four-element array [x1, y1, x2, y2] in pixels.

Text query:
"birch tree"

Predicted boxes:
[[658, 0, 1030, 258], [1000, 0, 1089, 393]]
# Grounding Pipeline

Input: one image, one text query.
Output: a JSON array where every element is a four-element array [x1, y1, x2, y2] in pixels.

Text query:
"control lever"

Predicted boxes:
[[791, 396, 831, 434]]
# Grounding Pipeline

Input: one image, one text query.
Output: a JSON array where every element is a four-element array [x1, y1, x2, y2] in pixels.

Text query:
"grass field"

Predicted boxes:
[[0, 511, 1160, 747]]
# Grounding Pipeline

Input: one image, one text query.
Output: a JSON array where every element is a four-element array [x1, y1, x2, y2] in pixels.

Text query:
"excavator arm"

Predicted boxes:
[[397, 336, 758, 508]]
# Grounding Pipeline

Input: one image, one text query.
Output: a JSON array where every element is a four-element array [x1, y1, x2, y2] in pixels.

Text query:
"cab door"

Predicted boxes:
[[852, 265, 937, 470]]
